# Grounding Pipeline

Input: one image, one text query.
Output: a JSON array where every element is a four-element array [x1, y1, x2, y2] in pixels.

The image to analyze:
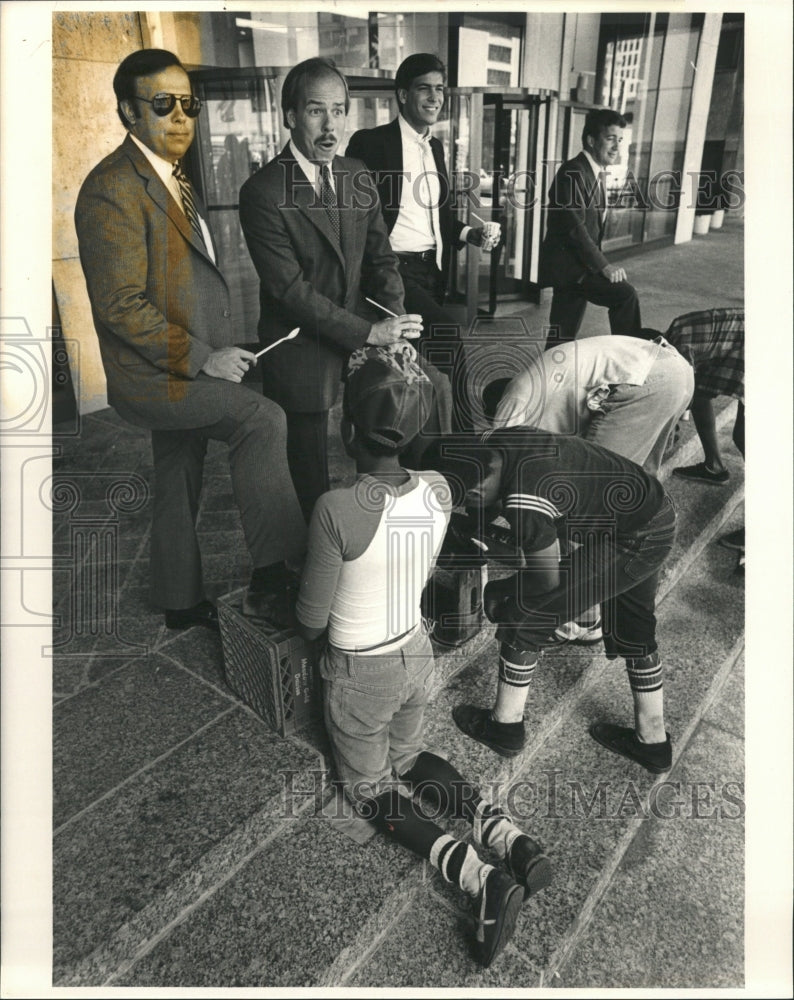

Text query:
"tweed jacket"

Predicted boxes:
[[74, 135, 235, 424]]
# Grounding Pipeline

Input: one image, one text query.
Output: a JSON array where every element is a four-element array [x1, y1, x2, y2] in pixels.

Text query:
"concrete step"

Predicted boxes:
[[95, 498, 743, 988], [52, 410, 744, 987]]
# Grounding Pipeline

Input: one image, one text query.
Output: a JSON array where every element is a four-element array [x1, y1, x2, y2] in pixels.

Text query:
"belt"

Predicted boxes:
[[396, 250, 437, 263]]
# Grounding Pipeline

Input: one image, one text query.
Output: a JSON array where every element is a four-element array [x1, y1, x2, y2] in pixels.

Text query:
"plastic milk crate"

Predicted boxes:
[[218, 588, 320, 737]]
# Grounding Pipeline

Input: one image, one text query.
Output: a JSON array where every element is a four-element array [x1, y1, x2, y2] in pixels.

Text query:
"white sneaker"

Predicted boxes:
[[553, 618, 603, 645]]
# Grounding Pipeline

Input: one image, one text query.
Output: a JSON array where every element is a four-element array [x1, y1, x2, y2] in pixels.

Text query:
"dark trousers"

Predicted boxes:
[[398, 255, 473, 432], [148, 378, 306, 609], [285, 409, 330, 524], [496, 495, 676, 658], [547, 272, 642, 348]]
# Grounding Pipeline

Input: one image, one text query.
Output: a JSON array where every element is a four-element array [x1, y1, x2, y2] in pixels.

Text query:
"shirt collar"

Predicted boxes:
[[398, 112, 432, 147], [583, 149, 606, 182], [289, 139, 335, 189], [130, 133, 177, 188]]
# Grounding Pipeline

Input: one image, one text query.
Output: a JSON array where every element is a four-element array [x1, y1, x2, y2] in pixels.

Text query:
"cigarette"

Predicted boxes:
[[365, 297, 398, 318]]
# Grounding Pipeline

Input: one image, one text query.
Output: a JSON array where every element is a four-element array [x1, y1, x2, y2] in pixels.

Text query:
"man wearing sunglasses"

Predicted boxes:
[[75, 49, 307, 633]]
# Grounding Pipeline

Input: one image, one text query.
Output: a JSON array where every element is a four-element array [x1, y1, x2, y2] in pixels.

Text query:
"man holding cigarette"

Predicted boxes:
[[240, 57, 451, 519], [346, 53, 501, 429], [75, 49, 307, 631]]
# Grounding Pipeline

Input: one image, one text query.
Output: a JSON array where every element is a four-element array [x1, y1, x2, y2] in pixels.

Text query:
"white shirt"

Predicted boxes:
[[130, 133, 215, 263], [389, 114, 441, 265], [289, 139, 336, 198], [583, 149, 608, 222]]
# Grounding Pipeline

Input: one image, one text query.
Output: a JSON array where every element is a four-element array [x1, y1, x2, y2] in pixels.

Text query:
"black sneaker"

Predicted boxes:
[[452, 704, 525, 758], [507, 835, 553, 900], [471, 868, 524, 968], [672, 462, 729, 485], [589, 722, 672, 774], [718, 527, 745, 551]]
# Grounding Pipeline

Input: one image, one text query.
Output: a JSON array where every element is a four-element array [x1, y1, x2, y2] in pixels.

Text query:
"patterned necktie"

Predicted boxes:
[[172, 161, 206, 248], [320, 164, 341, 243]]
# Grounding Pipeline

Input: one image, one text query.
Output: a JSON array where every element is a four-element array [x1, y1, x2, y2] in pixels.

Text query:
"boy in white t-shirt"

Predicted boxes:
[[296, 343, 550, 968]]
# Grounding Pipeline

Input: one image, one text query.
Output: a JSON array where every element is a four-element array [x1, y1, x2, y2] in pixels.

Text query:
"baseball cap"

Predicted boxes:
[[344, 342, 433, 451]]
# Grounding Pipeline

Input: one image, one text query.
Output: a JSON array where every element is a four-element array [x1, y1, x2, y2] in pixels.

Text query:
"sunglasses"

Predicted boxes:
[[135, 93, 202, 118]]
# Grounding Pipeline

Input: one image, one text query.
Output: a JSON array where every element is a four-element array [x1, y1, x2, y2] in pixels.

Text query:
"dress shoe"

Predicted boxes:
[[164, 600, 219, 632], [589, 722, 672, 773]]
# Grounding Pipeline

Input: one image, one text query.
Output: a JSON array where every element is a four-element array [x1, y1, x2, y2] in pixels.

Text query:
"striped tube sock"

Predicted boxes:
[[471, 800, 521, 861], [430, 835, 492, 897], [493, 644, 538, 723], [625, 651, 663, 694], [625, 651, 665, 742]]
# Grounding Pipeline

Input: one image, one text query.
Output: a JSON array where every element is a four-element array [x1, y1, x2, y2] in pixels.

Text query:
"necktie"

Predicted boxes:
[[172, 161, 206, 248], [419, 139, 442, 270], [320, 164, 341, 243]]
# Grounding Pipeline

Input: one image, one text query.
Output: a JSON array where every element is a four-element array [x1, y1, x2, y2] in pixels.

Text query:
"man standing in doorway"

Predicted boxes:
[[74, 49, 307, 631], [346, 53, 500, 428], [540, 108, 642, 349], [240, 57, 451, 520]]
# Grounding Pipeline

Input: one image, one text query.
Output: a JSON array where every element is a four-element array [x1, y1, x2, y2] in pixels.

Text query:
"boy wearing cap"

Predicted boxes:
[[296, 343, 551, 968]]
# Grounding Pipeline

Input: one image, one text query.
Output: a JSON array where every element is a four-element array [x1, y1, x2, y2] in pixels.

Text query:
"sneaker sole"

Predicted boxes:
[[521, 854, 553, 899], [476, 881, 524, 968], [717, 538, 745, 551]]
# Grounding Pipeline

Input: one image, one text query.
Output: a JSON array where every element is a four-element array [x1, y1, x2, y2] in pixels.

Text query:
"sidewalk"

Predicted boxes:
[[51, 218, 746, 989]]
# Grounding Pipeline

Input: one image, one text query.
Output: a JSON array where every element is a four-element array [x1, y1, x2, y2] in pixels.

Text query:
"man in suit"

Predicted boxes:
[[540, 108, 642, 349], [346, 53, 500, 428], [239, 57, 451, 519], [75, 49, 307, 630]]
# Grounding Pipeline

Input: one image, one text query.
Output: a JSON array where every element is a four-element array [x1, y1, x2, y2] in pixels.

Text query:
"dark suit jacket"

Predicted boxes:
[[539, 151, 611, 289], [74, 135, 236, 425], [346, 118, 465, 289], [239, 147, 404, 413]]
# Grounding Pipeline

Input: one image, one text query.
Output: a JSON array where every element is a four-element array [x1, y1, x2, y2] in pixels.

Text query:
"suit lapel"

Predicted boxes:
[[385, 119, 404, 206], [124, 136, 217, 265], [281, 149, 346, 267]]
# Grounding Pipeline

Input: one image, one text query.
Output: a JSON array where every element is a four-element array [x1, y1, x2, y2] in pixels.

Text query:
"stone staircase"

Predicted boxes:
[[53, 401, 745, 989]]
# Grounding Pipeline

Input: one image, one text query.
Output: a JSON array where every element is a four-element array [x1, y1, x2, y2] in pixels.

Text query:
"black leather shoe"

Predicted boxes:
[[164, 600, 219, 632], [507, 834, 553, 900], [452, 704, 525, 757], [589, 722, 672, 773], [242, 587, 297, 630]]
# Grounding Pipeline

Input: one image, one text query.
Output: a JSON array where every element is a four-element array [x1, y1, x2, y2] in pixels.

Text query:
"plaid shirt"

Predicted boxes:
[[664, 308, 744, 402]]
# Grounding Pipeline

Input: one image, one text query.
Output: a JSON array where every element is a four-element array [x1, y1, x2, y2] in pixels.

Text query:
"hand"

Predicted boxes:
[[367, 314, 423, 346], [484, 578, 515, 623], [602, 263, 627, 283], [200, 347, 256, 383], [468, 223, 501, 252]]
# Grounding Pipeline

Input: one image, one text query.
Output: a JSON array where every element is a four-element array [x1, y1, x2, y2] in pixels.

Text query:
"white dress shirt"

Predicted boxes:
[[389, 114, 441, 266], [130, 133, 216, 263], [583, 149, 609, 223], [289, 139, 336, 198]]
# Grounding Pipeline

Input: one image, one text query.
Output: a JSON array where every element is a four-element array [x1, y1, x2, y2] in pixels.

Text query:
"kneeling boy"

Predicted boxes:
[[296, 344, 550, 968]]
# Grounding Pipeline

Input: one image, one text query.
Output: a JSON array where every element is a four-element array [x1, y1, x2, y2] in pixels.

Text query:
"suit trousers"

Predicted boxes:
[[398, 255, 473, 432], [285, 410, 330, 524], [548, 272, 642, 348], [148, 376, 306, 609]]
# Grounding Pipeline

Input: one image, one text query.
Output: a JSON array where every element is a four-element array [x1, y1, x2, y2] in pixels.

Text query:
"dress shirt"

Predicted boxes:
[[130, 133, 215, 263], [289, 139, 336, 199], [583, 149, 609, 223], [389, 114, 443, 268]]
